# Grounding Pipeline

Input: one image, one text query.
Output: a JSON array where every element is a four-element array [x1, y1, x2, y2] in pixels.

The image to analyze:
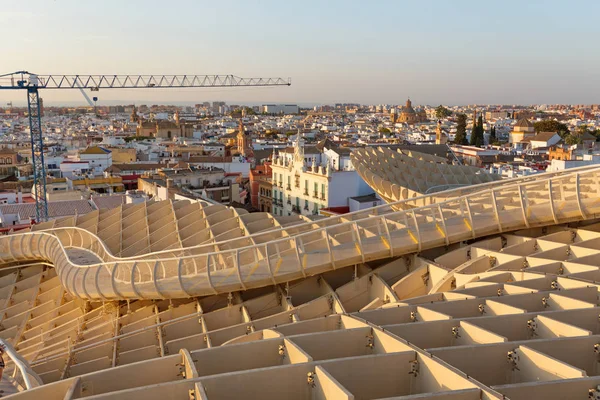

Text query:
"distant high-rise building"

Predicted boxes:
[[261, 104, 299, 115], [212, 101, 226, 114]]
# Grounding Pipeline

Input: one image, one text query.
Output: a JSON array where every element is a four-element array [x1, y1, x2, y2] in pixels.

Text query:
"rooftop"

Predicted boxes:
[[80, 146, 111, 155]]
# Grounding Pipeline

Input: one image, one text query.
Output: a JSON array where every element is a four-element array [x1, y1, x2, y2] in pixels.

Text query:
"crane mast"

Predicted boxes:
[[26, 87, 48, 221], [0, 71, 291, 222]]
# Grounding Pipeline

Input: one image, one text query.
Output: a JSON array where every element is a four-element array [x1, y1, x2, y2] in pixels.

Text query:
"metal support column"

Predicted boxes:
[[26, 88, 48, 222]]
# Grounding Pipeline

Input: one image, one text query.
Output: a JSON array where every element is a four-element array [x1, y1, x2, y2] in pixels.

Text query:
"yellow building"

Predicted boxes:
[[67, 175, 124, 194], [435, 120, 448, 145], [108, 147, 137, 163], [509, 118, 536, 144], [136, 115, 194, 139]]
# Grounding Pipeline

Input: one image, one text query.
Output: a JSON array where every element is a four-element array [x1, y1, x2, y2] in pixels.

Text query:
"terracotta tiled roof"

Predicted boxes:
[[91, 195, 126, 210], [106, 163, 161, 173], [514, 118, 533, 128], [188, 156, 233, 163], [0, 200, 94, 220], [531, 132, 560, 142]]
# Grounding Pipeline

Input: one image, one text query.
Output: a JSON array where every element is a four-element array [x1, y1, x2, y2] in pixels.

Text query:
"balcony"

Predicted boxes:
[[313, 191, 319, 198], [320, 193, 326, 201], [303, 189, 309, 196], [278, 182, 283, 188], [287, 198, 291, 205], [304, 205, 309, 211], [286, 185, 291, 191], [291, 205, 301, 214]]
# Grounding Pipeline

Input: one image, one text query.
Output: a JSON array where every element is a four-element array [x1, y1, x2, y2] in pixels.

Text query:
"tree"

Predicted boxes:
[[489, 125, 497, 143], [469, 116, 484, 146], [577, 125, 589, 135], [575, 125, 600, 141], [565, 134, 582, 146], [533, 120, 570, 138], [378, 127, 391, 134], [239, 106, 256, 116], [477, 116, 484, 146], [435, 105, 452, 119], [469, 119, 477, 146], [454, 114, 468, 145]]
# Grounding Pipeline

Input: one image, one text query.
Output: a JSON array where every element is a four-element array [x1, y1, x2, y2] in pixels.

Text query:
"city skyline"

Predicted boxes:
[[1, 0, 599, 106]]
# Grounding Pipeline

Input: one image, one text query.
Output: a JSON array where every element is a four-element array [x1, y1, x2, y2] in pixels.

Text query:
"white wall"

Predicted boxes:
[[530, 135, 561, 149], [349, 197, 382, 213], [547, 158, 600, 172], [60, 162, 90, 178], [0, 192, 17, 205], [187, 161, 250, 178], [80, 152, 112, 175], [328, 171, 372, 207]]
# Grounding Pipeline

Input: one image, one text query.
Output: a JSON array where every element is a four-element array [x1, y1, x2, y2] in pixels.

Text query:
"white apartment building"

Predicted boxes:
[[60, 161, 90, 179], [271, 138, 372, 217], [79, 146, 113, 175], [261, 104, 299, 115]]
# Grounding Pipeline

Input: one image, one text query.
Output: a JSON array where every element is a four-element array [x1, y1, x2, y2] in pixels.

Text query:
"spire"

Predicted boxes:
[[130, 105, 138, 123], [436, 120, 447, 145], [237, 119, 244, 138], [237, 119, 249, 157], [293, 129, 304, 163]]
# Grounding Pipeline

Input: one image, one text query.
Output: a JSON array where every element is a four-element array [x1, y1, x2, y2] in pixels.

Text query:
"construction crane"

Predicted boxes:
[[76, 80, 98, 113], [0, 71, 291, 222]]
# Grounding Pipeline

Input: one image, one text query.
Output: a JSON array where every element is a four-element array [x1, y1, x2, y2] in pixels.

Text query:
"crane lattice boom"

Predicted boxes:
[[0, 71, 290, 90]]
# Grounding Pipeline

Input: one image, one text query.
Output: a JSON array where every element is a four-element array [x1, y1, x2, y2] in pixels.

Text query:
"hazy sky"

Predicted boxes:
[[1, 0, 599, 106]]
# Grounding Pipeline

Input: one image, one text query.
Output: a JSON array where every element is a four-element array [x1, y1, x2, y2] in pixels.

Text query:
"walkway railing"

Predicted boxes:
[[0, 338, 43, 391], [33, 164, 600, 264], [0, 167, 599, 301]]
